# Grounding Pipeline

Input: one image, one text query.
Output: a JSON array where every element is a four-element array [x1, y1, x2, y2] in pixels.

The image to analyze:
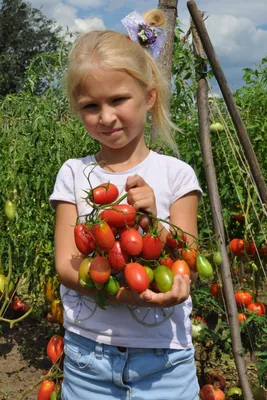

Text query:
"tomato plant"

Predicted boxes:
[[141, 232, 163, 260], [108, 240, 129, 271], [120, 228, 143, 256], [46, 334, 64, 364], [234, 291, 252, 307], [124, 262, 150, 293], [181, 248, 198, 271], [37, 380, 56, 400], [154, 265, 174, 293], [74, 224, 95, 255], [89, 256, 111, 284], [91, 182, 118, 205], [171, 259, 190, 277], [99, 204, 136, 227], [229, 238, 245, 256]]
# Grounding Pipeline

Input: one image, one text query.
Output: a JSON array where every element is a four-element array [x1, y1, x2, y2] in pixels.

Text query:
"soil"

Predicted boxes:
[[0, 311, 63, 400]]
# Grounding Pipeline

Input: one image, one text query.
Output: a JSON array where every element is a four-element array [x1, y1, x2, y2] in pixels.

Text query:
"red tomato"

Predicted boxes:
[[91, 221, 115, 251], [233, 213, 245, 222], [159, 254, 174, 269], [234, 291, 252, 307], [74, 224, 95, 255], [210, 283, 219, 299], [108, 240, 129, 271], [229, 238, 244, 256], [124, 262, 150, 293], [181, 248, 198, 271], [120, 228, 143, 256], [37, 380, 56, 400], [237, 313, 247, 323], [99, 204, 136, 228], [200, 384, 225, 400], [89, 256, 111, 284], [171, 259, 190, 277], [166, 229, 187, 250], [141, 232, 163, 260], [91, 182, 119, 205], [11, 299, 26, 312], [246, 241, 257, 256], [247, 302, 266, 315], [46, 335, 64, 364], [259, 246, 267, 257]]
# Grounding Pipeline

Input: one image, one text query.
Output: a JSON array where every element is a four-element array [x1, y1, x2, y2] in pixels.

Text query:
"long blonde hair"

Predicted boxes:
[[65, 9, 178, 152]]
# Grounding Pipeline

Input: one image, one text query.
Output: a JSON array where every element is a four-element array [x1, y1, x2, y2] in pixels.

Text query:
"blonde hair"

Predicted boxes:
[[65, 9, 178, 152]]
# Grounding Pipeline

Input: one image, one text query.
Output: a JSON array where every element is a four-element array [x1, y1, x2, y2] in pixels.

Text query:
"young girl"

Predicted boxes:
[[50, 9, 202, 400]]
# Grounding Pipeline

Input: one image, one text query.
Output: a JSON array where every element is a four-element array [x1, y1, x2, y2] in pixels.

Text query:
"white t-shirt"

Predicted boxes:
[[50, 150, 202, 349]]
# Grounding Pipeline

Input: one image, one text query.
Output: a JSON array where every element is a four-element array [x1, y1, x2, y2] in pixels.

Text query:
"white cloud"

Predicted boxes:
[[66, 0, 105, 9]]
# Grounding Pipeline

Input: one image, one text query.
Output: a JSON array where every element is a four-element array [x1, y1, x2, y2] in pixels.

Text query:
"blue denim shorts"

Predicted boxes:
[[62, 330, 199, 400]]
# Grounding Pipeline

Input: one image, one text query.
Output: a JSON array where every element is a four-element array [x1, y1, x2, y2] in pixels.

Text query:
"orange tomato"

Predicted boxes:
[[171, 259, 191, 277]]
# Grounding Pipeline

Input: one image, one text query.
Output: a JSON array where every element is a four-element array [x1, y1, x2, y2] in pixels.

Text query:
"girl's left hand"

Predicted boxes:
[[126, 175, 156, 231]]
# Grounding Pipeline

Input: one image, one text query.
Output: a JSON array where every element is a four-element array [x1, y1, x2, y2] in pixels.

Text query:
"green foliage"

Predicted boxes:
[[0, 0, 63, 96]]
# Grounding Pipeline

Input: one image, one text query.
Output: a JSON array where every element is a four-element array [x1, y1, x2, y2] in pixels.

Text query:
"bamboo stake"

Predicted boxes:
[[190, 12, 253, 400], [187, 0, 267, 214]]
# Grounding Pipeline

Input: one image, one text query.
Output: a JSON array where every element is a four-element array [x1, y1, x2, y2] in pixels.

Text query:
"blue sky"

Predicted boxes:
[[30, 0, 267, 92]]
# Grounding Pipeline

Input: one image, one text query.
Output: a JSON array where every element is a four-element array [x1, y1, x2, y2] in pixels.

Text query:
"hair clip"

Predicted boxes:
[[121, 11, 167, 59]]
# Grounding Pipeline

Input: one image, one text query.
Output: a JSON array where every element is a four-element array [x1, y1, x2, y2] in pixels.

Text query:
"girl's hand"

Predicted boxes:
[[109, 274, 191, 308], [126, 175, 157, 231]]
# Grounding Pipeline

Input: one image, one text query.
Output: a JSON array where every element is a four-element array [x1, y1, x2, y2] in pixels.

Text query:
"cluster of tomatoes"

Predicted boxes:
[[229, 237, 267, 259], [74, 182, 214, 303]]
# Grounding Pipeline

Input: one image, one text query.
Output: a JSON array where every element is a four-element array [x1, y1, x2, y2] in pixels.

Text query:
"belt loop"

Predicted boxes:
[[95, 343, 103, 359]]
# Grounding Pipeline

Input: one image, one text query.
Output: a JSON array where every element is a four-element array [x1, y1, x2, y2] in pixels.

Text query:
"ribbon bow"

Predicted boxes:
[[121, 11, 167, 59]]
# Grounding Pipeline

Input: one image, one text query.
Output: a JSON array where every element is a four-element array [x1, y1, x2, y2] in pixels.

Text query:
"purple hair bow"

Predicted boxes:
[[121, 11, 167, 59]]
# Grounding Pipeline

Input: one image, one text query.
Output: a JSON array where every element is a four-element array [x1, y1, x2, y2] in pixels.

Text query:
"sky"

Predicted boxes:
[[29, 0, 267, 92]]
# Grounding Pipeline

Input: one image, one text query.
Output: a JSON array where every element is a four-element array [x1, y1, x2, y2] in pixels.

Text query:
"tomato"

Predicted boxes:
[[166, 229, 187, 250], [234, 291, 252, 307], [141, 232, 163, 260], [191, 320, 205, 340], [181, 248, 198, 271], [91, 182, 119, 205], [74, 224, 95, 255], [229, 238, 244, 256], [210, 283, 219, 299], [89, 256, 111, 284], [51, 299, 64, 324], [0, 274, 6, 293], [4, 200, 16, 221], [171, 259, 190, 277], [37, 380, 56, 400], [79, 257, 95, 288], [154, 265, 174, 293], [196, 255, 213, 278], [11, 299, 28, 313], [200, 384, 225, 400], [237, 313, 247, 323], [124, 262, 150, 293], [205, 373, 226, 391], [120, 228, 143, 256], [210, 122, 224, 133], [245, 241, 257, 256], [105, 276, 120, 295], [46, 335, 64, 364], [259, 246, 267, 258], [143, 266, 155, 283], [99, 204, 136, 228], [108, 240, 129, 271], [227, 387, 242, 398], [45, 277, 56, 303], [213, 251, 222, 266], [159, 254, 174, 269], [233, 212, 245, 222], [247, 302, 266, 316], [91, 221, 115, 251]]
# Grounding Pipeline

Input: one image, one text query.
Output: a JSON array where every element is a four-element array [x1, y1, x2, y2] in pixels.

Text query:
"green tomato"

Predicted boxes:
[[191, 321, 205, 340], [213, 251, 222, 266], [50, 391, 57, 400], [210, 122, 224, 133], [196, 255, 213, 278], [0, 274, 6, 293], [144, 266, 155, 283], [4, 200, 16, 221], [227, 387, 242, 399], [79, 258, 95, 289], [105, 276, 120, 296], [154, 266, 174, 293]]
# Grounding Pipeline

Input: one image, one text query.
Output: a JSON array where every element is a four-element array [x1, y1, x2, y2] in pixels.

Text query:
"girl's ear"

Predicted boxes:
[[146, 88, 157, 111]]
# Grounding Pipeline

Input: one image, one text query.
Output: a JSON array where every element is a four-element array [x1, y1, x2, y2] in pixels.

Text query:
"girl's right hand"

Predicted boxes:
[[109, 274, 191, 308]]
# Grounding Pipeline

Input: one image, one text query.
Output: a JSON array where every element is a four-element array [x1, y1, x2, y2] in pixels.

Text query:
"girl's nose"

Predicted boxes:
[[99, 106, 116, 125]]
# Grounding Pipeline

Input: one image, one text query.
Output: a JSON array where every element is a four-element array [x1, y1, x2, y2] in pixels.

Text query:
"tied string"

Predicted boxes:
[[121, 11, 167, 59]]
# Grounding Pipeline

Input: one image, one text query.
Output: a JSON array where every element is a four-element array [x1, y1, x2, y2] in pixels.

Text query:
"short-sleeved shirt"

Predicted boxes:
[[50, 150, 202, 349]]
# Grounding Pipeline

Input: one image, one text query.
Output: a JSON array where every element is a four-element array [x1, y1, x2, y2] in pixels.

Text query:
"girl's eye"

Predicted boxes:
[[113, 97, 127, 104]]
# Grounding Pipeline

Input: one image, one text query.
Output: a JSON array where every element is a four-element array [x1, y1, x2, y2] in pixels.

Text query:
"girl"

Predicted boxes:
[[50, 9, 202, 400]]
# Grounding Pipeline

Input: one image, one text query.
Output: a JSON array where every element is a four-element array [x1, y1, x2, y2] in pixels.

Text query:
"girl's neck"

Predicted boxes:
[[95, 138, 150, 173]]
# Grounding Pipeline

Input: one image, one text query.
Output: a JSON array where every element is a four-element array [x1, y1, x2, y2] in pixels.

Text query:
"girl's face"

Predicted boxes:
[[76, 68, 155, 150]]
